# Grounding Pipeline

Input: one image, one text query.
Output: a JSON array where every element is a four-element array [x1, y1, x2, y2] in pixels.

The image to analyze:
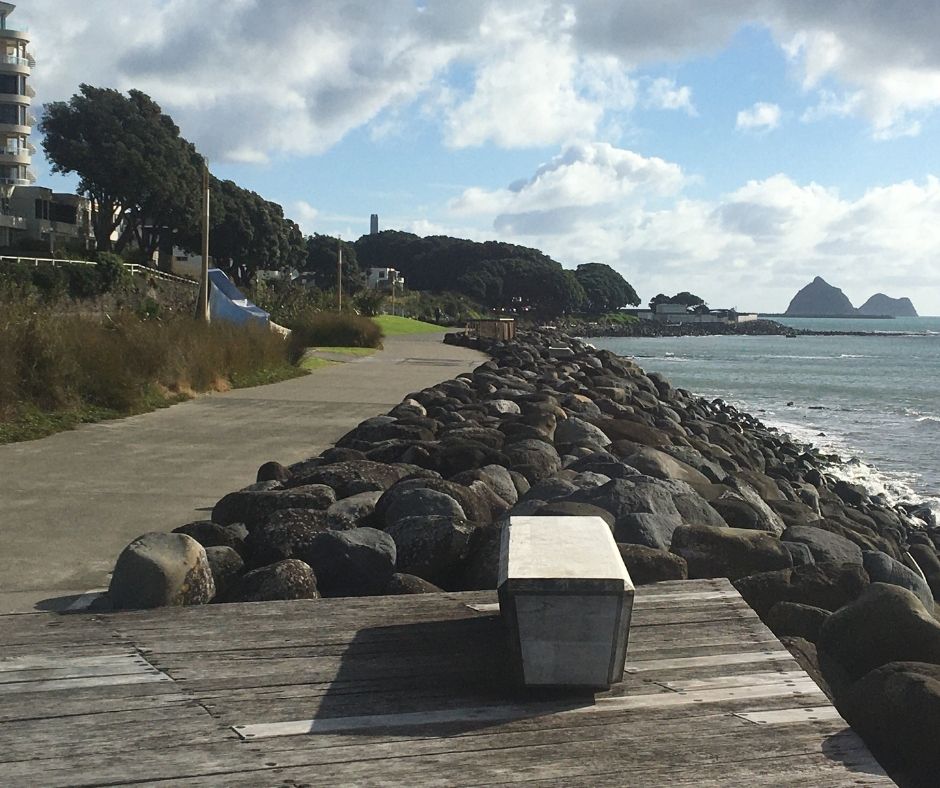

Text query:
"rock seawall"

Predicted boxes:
[[106, 326, 940, 785]]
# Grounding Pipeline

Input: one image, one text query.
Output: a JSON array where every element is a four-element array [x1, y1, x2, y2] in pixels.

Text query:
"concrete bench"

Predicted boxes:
[[497, 515, 635, 688]]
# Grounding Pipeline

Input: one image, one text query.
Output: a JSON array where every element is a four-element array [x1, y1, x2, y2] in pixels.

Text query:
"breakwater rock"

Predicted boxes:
[[559, 318, 797, 338], [108, 326, 940, 784]]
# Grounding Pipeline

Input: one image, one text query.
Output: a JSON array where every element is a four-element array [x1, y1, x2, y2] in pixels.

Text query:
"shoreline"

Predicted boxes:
[[562, 317, 935, 338]]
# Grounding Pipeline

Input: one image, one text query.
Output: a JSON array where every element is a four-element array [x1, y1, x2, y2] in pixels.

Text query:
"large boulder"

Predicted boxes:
[[862, 550, 934, 609], [204, 545, 244, 600], [617, 544, 688, 584], [839, 661, 940, 787], [615, 513, 683, 551], [451, 464, 519, 507], [296, 528, 396, 597], [457, 525, 502, 590], [172, 520, 246, 557], [619, 447, 709, 486], [325, 491, 383, 530], [503, 439, 562, 483], [570, 477, 681, 524], [383, 573, 443, 595], [764, 602, 830, 643], [670, 525, 792, 581], [781, 525, 863, 565], [110, 532, 215, 609], [224, 559, 319, 602], [817, 583, 940, 684], [383, 488, 466, 527], [553, 416, 611, 449], [244, 510, 330, 567], [212, 485, 335, 528], [287, 460, 407, 497], [734, 562, 870, 617], [595, 418, 671, 447], [385, 515, 475, 588]]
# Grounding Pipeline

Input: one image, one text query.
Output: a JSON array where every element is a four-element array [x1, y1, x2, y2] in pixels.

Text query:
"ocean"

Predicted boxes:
[[587, 316, 940, 522]]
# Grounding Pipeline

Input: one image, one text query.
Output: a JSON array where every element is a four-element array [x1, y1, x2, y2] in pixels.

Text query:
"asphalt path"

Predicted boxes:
[[0, 332, 485, 612]]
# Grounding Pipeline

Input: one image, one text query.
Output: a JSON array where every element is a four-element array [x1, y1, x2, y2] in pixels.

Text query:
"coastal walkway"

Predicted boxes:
[[0, 579, 892, 786], [0, 333, 486, 613]]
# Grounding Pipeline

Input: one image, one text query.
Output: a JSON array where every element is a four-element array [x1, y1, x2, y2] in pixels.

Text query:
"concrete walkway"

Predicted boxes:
[[0, 333, 485, 613]]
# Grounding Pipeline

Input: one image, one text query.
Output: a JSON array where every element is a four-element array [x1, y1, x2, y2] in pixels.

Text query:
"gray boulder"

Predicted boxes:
[[617, 544, 688, 584], [204, 545, 244, 599], [782, 541, 815, 567], [818, 583, 940, 684], [840, 662, 940, 787], [245, 510, 330, 567], [615, 513, 683, 551], [110, 532, 215, 609], [734, 562, 870, 617], [288, 460, 407, 497], [384, 488, 466, 527], [504, 438, 562, 483], [553, 416, 611, 448], [781, 525, 863, 565], [212, 485, 336, 528], [383, 573, 443, 594], [225, 559, 319, 602], [172, 520, 246, 557], [297, 527, 396, 597], [385, 515, 475, 588], [862, 550, 934, 610], [764, 602, 830, 643], [326, 491, 383, 530], [670, 524, 793, 581], [620, 447, 709, 486]]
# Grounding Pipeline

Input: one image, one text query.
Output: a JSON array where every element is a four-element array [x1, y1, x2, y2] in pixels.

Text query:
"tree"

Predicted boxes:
[[672, 291, 706, 308], [304, 234, 364, 292], [574, 263, 640, 313], [40, 85, 202, 254], [649, 293, 671, 311]]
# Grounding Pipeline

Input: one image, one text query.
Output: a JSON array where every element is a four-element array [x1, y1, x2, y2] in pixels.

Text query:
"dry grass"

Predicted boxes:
[[287, 310, 384, 350], [0, 296, 303, 441]]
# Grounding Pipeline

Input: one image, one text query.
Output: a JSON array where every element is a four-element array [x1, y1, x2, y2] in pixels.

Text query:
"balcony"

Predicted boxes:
[[0, 148, 30, 164], [0, 91, 30, 105], [0, 176, 30, 186], [0, 213, 25, 229]]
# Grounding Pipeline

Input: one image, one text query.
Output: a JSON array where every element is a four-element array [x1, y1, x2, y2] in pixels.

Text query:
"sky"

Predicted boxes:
[[21, 0, 940, 314]]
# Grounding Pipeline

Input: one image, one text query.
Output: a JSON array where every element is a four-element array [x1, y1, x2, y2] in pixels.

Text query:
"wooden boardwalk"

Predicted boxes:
[[0, 579, 893, 786]]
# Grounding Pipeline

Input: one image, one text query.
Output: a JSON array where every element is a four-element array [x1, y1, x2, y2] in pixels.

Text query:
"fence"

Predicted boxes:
[[0, 255, 198, 286]]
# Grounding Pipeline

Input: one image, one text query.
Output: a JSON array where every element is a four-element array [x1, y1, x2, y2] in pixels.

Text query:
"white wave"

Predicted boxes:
[[839, 354, 868, 358]]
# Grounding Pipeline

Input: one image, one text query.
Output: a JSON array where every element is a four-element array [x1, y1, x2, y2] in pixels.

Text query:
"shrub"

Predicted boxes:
[[95, 252, 130, 291], [287, 309, 383, 350], [353, 288, 386, 316]]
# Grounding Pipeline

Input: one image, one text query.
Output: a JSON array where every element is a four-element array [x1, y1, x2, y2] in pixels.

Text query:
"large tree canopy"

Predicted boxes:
[[40, 85, 202, 254], [574, 262, 640, 313], [649, 291, 707, 311], [303, 234, 363, 292], [355, 231, 588, 317], [41, 85, 304, 274]]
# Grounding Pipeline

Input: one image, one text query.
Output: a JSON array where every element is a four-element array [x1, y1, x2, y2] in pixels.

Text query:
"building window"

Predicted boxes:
[[34, 199, 49, 220]]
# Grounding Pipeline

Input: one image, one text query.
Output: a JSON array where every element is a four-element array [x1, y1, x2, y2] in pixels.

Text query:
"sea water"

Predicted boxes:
[[587, 316, 940, 521]]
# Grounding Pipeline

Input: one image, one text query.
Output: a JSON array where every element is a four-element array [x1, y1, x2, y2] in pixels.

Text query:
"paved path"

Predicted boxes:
[[0, 333, 484, 613]]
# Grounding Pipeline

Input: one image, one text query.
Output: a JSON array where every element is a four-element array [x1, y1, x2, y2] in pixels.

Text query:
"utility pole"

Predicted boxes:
[[336, 236, 342, 311], [198, 159, 210, 322]]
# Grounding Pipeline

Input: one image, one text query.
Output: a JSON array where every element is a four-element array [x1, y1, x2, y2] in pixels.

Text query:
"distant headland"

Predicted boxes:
[[781, 276, 919, 318]]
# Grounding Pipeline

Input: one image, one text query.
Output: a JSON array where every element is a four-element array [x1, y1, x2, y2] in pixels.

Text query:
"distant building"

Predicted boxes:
[[370, 213, 378, 234], [366, 266, 403, 291], [8, 186, 92, 251]]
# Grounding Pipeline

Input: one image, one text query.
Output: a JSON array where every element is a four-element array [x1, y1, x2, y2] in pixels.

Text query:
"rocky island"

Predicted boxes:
[[785, 276, 919, 318], [103, 327, 939, 785]]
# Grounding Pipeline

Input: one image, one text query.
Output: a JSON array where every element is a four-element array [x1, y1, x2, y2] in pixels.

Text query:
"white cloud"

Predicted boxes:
[[644, 77, 697, 115], [736, 102, 782, 132], [445, 146, 940, 314], [292, 200, 319, 236]]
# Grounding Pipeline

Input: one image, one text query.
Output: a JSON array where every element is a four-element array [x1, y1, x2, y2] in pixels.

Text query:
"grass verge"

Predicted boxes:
[[372, 315, 445, 335], [300, 356, 341, 371]]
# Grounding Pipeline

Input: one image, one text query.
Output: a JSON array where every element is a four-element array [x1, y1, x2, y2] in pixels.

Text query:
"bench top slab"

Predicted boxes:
[[499, 516, 633, 592]]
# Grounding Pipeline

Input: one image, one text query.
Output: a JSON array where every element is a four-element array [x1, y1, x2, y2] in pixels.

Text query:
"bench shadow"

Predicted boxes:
[[306, 611, 595, 737]]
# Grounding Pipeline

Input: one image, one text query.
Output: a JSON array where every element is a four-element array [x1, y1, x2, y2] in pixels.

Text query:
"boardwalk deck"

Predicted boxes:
[[0, 579, 893, 786]]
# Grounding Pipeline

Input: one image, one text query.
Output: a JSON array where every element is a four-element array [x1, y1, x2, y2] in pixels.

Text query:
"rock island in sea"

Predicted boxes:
[[104, 326, 940, 786]]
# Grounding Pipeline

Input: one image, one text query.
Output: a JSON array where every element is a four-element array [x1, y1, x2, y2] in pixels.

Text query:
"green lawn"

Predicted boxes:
[[312, 346, 378, 357], [372, 315, 444, 335], [300, 356, 341, 371]]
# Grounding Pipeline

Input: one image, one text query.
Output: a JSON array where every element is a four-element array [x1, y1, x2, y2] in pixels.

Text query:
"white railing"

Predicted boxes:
[[0, 255, 199, 286]]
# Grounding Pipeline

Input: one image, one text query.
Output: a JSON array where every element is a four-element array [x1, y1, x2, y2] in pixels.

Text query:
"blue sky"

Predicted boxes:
[[24, 0, 940, 313]]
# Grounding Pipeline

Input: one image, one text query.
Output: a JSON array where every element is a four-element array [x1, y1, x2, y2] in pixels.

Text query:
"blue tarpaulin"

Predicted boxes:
[[208, 268, 270, 326]]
